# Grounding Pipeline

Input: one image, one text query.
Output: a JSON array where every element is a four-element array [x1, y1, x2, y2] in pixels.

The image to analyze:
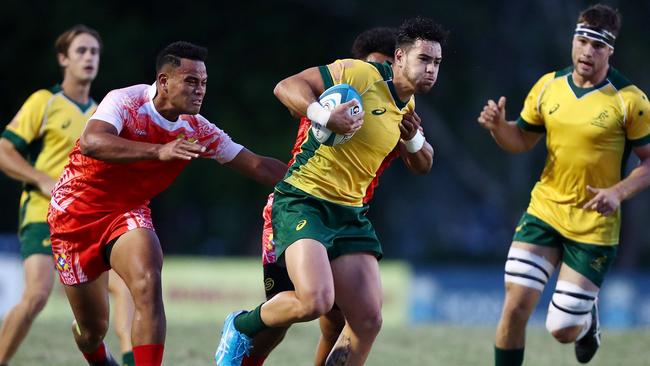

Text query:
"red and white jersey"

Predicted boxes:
[[50, 83, 243, 216]]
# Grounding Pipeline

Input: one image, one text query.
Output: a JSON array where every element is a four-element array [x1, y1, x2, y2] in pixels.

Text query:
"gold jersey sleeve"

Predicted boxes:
[[518, 72, 555, 131], [620, 85, 650, 144], [3, 89, 53, 151]]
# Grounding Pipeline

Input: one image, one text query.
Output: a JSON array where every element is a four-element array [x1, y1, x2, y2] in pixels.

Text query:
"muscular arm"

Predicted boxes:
[[398, 141, 433, 175], [489, 121, 543, 153], [224, 148, 288, 187], [273, 67, 325, 118], [397, 112, 433, 174], [80, 119, 204, 163], [0, 138, 55, 196]]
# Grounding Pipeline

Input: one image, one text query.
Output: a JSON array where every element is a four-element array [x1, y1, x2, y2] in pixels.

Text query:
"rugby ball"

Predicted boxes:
[[311, 84, 363, 146]]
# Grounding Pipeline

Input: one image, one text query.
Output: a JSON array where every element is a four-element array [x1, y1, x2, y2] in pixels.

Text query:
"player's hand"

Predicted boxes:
[[157, 139, 206, 161], [326, 100, 364, 135], [478, 96, 507, 131], [36, 175, 56, 198], [583, 185, 622, 216], [400, 112, 422, 140]]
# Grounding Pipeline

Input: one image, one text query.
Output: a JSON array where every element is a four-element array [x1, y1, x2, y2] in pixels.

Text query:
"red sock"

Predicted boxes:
[[82, 342, 108, 363], [133, 344, 164, 366], [241, 354, 266, 366]]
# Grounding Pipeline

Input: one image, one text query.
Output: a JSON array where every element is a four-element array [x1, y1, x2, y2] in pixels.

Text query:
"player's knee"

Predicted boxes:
[[349, 310, 382, 337], [297, 291, 334, 320], [550, 326, 583, 343], [75, 318, 109, 346], [22, 289, 50, 317], [545, 280, 596, 343], [129, 268, 162, 305]]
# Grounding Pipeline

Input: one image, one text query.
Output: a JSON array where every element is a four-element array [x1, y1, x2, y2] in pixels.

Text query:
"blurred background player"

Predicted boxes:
[[47, 41, 287, 366], [477, 4, 650, 365], [216, 17, 443, 366], [243, 26, 405, 366], [0, 25, 135, 366]]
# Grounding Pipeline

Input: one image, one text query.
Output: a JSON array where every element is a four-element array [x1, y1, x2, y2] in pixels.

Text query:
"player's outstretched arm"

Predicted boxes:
[[224, 148, 287, 187], [398, 112, 433, 174], [583, 144, 650, 216], [0, 138, 56, 196], [80, 119, 205, 163], [477, 96, 542, 153]]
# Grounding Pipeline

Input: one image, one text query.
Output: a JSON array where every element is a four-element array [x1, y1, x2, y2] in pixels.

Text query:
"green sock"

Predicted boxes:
[[495, 346, 524, 366], [234, 304, 268, 337], [122, 351, 135, 366]]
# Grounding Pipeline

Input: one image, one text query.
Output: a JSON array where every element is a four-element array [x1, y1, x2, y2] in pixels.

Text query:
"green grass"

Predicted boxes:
[[5, 257, 650, 365], [11, 318, 650, 365]]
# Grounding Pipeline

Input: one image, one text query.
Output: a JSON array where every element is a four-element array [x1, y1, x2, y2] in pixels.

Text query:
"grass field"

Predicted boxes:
[[5, 257, 650, 365], [12, 319, 650, 365]]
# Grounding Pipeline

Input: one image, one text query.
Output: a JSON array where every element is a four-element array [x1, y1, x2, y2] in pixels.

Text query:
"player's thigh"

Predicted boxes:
[[285, 238, 334, 299], [22, 253, 55, 295], [108, 228, 163, 287], [330, 253, 382, 320], [63, 271, 110, 329]]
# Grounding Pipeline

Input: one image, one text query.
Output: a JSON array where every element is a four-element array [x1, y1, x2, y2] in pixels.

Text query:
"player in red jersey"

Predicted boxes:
[[47, 41, 286, 366], [242, 27, 429, 366]]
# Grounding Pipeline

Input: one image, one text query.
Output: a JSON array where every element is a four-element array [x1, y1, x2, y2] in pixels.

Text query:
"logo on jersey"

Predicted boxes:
[[591, 110, 610, 129], [548, 103, 560, 115], [61, 119, 71, 129], [372, 108, 387, 115], [296, 219, 307, 231]]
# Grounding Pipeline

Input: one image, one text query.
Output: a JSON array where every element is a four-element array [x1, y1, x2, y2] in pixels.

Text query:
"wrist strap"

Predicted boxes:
[[404, 130, 425, 153], [307, 102, 330, 127]]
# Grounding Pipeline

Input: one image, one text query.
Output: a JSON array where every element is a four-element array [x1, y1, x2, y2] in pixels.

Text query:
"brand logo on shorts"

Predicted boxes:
[[515, 223, 525, 232], [42, 238, 51, 247], [590, 255, 608, 273], [296, 219, 307, 231], [264, 278, 275, 291]]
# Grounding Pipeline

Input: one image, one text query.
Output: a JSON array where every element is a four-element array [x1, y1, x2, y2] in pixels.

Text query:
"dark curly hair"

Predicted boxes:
[[156, 41, 208, 72], [351, 27, 397, 60], [396, 17, 449, 49], [578, 4, 621, 37]]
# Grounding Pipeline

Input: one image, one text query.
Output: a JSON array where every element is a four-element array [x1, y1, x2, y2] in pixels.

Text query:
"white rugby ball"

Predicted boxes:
[[311, 83, 363, 146]]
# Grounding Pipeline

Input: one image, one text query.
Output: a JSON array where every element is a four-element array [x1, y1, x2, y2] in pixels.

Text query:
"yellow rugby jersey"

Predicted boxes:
[[518, 67, 650, 245], [283, 59, 415, 206], [1, 85, 96, 229]]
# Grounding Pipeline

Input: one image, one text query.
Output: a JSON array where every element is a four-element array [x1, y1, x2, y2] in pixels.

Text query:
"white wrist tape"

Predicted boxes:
[[307, 102, 331, 127], [405, 130, 425, 153]]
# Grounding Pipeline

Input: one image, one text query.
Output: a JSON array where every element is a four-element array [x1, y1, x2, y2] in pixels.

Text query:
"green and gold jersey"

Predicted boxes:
[[518, 67, 650, 245], [1, 85, 96, 229], [283, 59, 414, 207]]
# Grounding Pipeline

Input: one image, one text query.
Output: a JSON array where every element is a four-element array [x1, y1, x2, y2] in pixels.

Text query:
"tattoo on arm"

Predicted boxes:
[[325, 335, 351, 366]]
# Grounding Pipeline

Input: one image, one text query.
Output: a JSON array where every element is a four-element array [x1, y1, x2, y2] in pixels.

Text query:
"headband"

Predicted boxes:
[[574, 23, 616, 49]]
